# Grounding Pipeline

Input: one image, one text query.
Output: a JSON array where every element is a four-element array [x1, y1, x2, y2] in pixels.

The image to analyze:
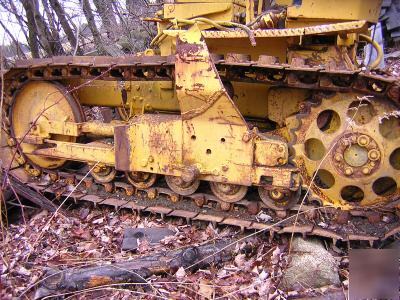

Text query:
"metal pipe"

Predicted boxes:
[[359, 33, 383, 69]]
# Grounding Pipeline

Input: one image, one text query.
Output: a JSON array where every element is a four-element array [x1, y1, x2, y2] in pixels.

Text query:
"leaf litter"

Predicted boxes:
[[1, 202, 348, 299]]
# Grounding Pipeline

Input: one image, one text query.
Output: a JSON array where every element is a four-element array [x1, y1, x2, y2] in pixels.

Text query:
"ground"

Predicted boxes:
[[1, 201, 349, 299]]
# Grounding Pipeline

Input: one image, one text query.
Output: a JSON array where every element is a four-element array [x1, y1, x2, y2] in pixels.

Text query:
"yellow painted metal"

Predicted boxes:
[[36, 120, 115, 137], [267, 88, 309, 127], [10, 0, 393, 209], [287, 45, 357, 70], [125, 114, 183, 176], [68, 80, 178, 115], [30, 140, 115, 166], [282, 0, 382, 23], [173, 26, 292, 186], [245, 0, 254, 24], [11, 81, 83, 169], [254, 139, 288, 167]]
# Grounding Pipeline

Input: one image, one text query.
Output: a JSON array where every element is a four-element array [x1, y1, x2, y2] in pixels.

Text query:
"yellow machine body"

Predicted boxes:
[[8, 0, 400, 210]]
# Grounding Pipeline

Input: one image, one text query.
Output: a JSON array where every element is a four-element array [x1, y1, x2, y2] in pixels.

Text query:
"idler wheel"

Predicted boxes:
[[165, 176, 200, 196], [210, 182, 248, 203], [258, 187, 300, 211], [11, 81, 84, 169], [125, 171, 157, 189]]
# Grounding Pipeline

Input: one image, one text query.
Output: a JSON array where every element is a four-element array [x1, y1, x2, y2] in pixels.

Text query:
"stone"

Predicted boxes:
[[121, 227, 175, 251], [280, 237, 340, 291]]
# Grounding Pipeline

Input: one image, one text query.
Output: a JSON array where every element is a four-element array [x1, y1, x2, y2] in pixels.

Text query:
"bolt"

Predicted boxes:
[[341, 139, 350, 146], [194, 196, 205, 207], [362, 166, 370, 175], [93, 166, 101, 173], [125, 187, 134, 196], [334, 153, 343, 161], [344, 167, 353, 176], [368, 149, 380, 161], [220, 202, 232, 211], [170, 194, 180, 203], [141, 159, 147, 167], [147, 189, 157, 200], [357, 135, 370, 147]]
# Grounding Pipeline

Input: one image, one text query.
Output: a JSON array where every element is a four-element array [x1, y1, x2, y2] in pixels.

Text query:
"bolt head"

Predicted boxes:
[[334, 153, 342, 161], [220, 201, 232, 211], [357, 135, 370, 147], [170, 194, 179, 203], [362, 167, 370, 175], [344, 167, 353, 176], [368, 149, 380, 161]]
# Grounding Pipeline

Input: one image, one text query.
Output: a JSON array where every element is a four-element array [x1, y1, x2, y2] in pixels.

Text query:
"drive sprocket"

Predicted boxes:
[[288, 93, 400, 209]]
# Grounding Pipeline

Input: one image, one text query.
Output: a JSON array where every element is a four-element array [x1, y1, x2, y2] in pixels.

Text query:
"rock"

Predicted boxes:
[[121, 227, 175, 251], [280, 237, 340, 291]]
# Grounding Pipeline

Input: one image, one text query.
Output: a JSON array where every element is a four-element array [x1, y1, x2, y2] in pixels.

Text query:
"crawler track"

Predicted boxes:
[[9, 167, 400, 243], [1, 55, 399, 242]]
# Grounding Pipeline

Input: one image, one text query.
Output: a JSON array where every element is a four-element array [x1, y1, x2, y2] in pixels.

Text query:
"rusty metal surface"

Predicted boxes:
[[3, 56, 398, 105], [2, 51, 399, 243], [161, 21, 368, 40], [6, 167, 399, 242]]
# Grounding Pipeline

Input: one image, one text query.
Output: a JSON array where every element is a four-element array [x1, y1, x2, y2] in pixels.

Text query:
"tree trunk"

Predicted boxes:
[[0, 19, 27, 59], [41, 0, 65, 54], [20, 0, 40, 58], [30, 0, 57, 56], [93, 0, 118, 41], [7, 175, 60, 213], [34, 240, 234, 299], [80, 0, 105, 55], [49, 0, 82, 55], [3, 0, 29, 44]]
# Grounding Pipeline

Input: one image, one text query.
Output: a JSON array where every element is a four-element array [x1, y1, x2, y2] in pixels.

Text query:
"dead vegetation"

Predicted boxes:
[[1, 202, 349, 299]]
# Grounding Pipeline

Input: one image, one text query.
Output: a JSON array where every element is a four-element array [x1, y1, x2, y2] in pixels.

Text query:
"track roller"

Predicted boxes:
[[165, 176, 200, 196], [258, 187, 300, 210], [210, 182, 248, 203], [90, 165, 116, 183], [125, 171, 157, 189]]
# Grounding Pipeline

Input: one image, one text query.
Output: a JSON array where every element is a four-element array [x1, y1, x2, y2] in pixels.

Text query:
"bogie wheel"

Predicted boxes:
[[10, 81, 84, 169], [91, 165, 116, 183], [210, 182, 248, 203], [258, 187, 300, 211], [165, 176, 200, 196], [125, 171, 157, 189]]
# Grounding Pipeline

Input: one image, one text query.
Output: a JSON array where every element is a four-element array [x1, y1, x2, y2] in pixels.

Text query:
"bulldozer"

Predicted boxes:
[[1, 0, 399, 239]]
